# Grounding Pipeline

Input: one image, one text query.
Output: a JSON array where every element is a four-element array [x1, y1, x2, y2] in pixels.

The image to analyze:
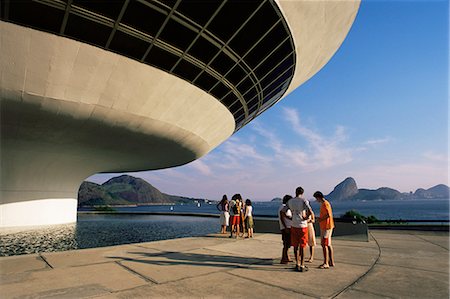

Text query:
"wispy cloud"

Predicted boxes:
[[188, 160, 212, 176], [251, 122, 283, 154], [282, 107, 353, 170], [364, 137, 392, 145]]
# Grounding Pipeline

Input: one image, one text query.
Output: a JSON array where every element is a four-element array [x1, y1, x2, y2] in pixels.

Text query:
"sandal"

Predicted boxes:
[[318, 264, 330, 269], [299, 266, 309, 272]]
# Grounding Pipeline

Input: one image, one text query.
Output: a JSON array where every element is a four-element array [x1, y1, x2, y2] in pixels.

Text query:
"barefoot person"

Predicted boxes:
[[278, 195, 293, 264], [314, 191, 335, 269], [288, 187, 313, 272]]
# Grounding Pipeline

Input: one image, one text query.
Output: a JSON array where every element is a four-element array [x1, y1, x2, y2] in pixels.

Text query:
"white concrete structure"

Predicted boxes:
[[0, 0, 360, 227]]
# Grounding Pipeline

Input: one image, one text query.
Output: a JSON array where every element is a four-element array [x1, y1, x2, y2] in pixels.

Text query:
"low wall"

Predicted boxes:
[[254, 217, 369, 242]]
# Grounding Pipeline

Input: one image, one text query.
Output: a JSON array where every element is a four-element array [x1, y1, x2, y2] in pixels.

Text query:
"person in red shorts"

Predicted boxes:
[[229, 194, 242, 238], [288, 187, 312, 272], [314, 191, 335, 269]]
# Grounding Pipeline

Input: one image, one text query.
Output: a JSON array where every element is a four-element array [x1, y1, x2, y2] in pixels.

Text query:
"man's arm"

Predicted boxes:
[[279, 210, 288, 229]]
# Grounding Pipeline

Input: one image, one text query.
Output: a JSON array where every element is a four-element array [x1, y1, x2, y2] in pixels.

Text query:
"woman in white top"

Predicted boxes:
[[244, 199, 254, 238]]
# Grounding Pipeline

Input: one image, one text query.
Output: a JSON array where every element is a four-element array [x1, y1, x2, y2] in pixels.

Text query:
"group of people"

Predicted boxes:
[[216, 187, 335, 273], [216, 194, 254, 238], [279, 187, 335, 272]]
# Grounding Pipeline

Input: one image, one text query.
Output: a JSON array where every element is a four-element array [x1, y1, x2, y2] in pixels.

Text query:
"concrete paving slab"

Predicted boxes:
[[205, 237, 281, 260], [0, 261, 148, 298], [41, 244, 160, 268], [377, 246, 448, 274], [230, 262, 369, 298], [336, 288, 391, 299], [334, 238, 375, 248], [251, 233, 282, 243], [0, 253, 48, 274], [332, 243, 380, 267], [0, 230, 448, 299], [137, 237, 234, 252], [409, 233, 449, 250], [116, 245, 274, 285], [351, 264, 449, 298], [369, 231, 421, 241], [373, 237, 440, 252], [94, 271, 315, 299], [118, 250, 230, 284]]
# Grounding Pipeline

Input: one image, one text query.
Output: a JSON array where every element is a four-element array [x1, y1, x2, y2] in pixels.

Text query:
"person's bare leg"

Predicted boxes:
[[328, 245, 334, 266], [281, 246, 288, 263], [322, 245, 329, 266], [294, 246, 300, 268], [300, 247, 305, 267], [307, 246, 314, 262]]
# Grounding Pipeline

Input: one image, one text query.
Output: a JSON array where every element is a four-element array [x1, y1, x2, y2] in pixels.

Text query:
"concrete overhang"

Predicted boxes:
[[0, 0, 360, 227]]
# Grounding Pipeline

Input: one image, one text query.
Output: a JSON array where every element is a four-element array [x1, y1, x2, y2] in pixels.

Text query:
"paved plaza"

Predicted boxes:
[[0, 230, 448, 298]]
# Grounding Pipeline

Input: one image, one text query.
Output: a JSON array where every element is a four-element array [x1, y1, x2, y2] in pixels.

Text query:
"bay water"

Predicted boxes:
[[1, 198, 448, 256]]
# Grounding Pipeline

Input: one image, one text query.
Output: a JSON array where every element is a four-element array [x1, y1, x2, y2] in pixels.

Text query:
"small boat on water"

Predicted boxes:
[[170, 206, 174, 211], [197, 202, 201, 208]]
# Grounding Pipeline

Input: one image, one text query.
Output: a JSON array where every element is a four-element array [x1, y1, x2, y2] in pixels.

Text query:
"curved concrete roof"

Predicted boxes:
[[0, 0, 360, 227]]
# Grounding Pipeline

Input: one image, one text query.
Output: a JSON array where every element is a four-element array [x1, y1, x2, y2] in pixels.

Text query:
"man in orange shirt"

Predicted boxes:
[[314, 191, 335, 269]]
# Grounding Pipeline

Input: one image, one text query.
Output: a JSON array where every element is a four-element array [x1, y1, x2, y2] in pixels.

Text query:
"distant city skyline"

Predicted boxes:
[[89, 0, 449, 200]]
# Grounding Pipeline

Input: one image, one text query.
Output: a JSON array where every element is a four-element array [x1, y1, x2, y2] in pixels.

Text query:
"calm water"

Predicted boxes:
[[0, 215, 217, 257], [1, 199, 448, 257], [89, 198, 450, 220]]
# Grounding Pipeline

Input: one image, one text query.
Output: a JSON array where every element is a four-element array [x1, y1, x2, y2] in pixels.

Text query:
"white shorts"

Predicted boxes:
[[320, 229, 333, 246], [220, 211, 230, 226]]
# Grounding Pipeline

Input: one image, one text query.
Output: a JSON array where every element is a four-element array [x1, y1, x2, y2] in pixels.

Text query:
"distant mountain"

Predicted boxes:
[[78, 175, 202, 206], [326, 177, 449, 201], [326, 177, 358, 201], [271, 197, 282, 202], [414, 184, 449, 199]]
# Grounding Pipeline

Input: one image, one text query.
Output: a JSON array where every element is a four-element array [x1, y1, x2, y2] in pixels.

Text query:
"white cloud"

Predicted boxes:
[[364, 137, 392, 145], [250, 122, 283, 154], [188, 160, 212, 176], [281, 107, 353, 170]]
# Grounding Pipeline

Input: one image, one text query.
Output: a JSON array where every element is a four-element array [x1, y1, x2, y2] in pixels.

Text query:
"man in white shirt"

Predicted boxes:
[[288, 186, 312, 272], [279, 195, 293, 264]]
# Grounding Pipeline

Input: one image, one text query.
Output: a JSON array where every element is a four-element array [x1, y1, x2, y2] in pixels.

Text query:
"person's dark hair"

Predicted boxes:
[[232, 194, 239, 201], [245, 199, 252, 206], [221, 194, 228, 202], [295, 187, 304, 197], [282, 194, 292, 204], [313, 191, 324, 199]]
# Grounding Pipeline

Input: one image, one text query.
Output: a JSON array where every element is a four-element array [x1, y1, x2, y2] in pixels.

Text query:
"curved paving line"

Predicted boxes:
[[331, 231, 382, 298]]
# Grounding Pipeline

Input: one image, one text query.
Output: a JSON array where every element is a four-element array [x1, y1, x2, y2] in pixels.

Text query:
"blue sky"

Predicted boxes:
[[89, 0, 449, 201]]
